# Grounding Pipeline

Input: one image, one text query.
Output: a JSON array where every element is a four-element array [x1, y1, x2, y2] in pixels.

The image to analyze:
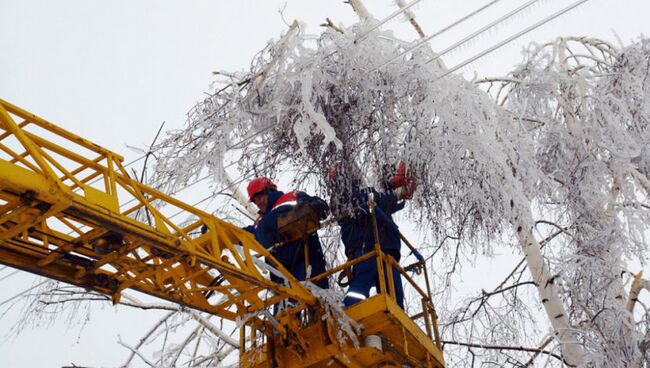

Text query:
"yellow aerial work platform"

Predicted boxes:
[[0, 99, 445, 368]]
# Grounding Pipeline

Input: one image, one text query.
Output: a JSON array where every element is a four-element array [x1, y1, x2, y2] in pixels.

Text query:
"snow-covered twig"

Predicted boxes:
[[188, 310, 239, 348], [120, 311, 177, 368], [118, 336, 159, 368]]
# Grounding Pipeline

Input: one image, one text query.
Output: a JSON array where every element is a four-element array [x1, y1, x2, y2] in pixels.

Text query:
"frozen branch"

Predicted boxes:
[[169, 324, 202, 367], [627, 272, 650, 314], [521, 336, 556, 367], [120, 311, 176, 368], [346, 0, 371, 20], [394, 0, 425, 38], [441, 339, 563, 363], [188, 310, 239, 348], [118, 336, 158, 368], [321, 18, 343, 34]]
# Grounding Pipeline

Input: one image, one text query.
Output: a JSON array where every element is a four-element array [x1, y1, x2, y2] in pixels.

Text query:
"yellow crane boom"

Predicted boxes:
[[0, 99, 444, 367]]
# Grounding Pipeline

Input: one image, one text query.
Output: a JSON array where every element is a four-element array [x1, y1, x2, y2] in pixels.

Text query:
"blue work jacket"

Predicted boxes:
[[253, 190, 328, 269], [338, 187, 404, 256]]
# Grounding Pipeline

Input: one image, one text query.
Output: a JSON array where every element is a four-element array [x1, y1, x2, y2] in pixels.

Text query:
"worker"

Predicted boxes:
[[329, 162, 416, 309], [245, 177, 330, 291]]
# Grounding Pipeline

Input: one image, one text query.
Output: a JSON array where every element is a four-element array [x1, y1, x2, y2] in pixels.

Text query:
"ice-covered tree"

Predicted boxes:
[[6, 5, 649, 368], [472, 36, 650, 367], [151, 15, 615, 367], [151, 14, 650, 365]]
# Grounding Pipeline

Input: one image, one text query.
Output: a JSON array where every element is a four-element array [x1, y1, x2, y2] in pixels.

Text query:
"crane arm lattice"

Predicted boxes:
[[0, 99, 315, 327]]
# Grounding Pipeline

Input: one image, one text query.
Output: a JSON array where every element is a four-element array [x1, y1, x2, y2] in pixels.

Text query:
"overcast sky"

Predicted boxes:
[[1, 0, 649, 366]]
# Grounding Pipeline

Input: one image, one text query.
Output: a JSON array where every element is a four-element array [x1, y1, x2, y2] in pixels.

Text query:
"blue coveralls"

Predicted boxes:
[[340, 187, 405, 309], [247, 190, 329, 290]]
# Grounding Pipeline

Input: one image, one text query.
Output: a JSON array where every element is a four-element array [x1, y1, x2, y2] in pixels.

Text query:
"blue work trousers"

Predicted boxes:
[[343, 247, 404, 309]]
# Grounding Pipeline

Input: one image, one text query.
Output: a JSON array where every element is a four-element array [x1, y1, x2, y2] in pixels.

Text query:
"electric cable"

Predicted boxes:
[[371, 0, 503, 72], [432, 0, 591, 81], [424, 0, 541, 66]]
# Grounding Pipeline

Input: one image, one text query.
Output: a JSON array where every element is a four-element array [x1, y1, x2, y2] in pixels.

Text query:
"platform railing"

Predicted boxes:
[[306, 242, 442, 347]]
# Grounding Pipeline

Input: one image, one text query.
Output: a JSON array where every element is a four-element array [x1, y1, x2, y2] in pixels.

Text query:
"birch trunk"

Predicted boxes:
[[514, 216, 584, 366]]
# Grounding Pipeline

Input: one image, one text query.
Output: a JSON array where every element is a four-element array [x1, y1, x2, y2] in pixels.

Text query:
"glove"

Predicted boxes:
[[389, 161, 417, 200], [389, 161, 407, 189], [401, 175, 417, 200]]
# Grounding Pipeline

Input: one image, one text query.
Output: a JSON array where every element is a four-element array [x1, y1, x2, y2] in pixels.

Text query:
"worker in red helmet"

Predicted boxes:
[[245, 177, 330, 294], [246, 177, 277, 217]]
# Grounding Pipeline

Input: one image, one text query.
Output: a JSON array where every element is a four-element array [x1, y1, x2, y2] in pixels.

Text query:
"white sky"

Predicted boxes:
[[1, 0, 649, 366]]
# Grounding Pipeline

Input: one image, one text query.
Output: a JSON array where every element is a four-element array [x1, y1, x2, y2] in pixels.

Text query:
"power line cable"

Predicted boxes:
[[371, 0, 503, 72], [424, 0, 541, 66], [128, 123, 272, 191], [82, 107, 270, 190], [142, 123, 272, 191], [432, 0, 591, 81]]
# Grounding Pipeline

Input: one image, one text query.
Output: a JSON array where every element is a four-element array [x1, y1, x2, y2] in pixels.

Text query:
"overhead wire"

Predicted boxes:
[[371, 0, 504, 72], [423, 0, 542, 66], [432, 0, 592, 81], [116, 123, 274, 213], [166, 159, 279, 221]]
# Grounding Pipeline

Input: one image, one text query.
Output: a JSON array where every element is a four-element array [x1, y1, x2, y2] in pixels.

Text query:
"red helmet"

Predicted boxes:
[[247, 177, 277, 201]]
